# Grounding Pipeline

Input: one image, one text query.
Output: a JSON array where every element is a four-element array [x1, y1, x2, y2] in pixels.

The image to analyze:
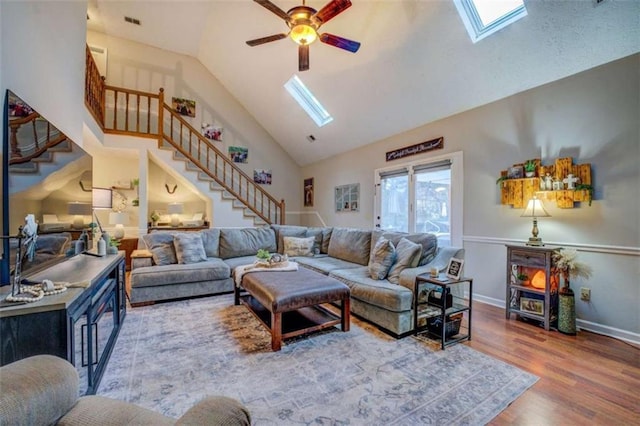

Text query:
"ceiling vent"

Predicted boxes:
[[124, 16, 141, 26]]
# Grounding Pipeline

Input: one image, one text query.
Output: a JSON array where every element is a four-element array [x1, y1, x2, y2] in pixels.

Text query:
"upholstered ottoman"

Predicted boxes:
[[235, 267, 350, 350]]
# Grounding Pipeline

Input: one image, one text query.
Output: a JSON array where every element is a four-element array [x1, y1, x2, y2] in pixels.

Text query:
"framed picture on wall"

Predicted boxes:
[[335, 183, 359, 212], [172, 97, 196, 117], [229, 146, 248, 163], [304, 178, 314, 207]]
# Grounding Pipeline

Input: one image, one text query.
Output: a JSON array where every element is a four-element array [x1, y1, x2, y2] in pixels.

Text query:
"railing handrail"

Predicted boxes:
[[161, 103, 284, 224], [9, 134, 68, 165]]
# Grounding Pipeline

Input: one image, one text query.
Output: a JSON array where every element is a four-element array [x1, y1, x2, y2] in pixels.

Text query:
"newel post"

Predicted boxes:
[[280, 199, 286, 224], [100, 76, 106, 126], [157, 88, 165, 143]]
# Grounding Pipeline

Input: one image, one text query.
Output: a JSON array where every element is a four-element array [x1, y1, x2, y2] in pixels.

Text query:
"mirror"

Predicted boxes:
[[1, 90, 93, 284]]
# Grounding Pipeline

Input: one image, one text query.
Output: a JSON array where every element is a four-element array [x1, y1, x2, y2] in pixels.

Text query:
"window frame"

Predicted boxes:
[[454, 0, 528, 43], [374, 151, 463, 247]]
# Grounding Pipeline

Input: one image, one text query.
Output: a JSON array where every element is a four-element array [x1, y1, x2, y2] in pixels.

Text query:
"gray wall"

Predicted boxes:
[[302, 54, 640, 342]]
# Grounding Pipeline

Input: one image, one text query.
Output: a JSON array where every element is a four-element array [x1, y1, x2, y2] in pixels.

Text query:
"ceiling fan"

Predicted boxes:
[[246, 0, 361, 72]]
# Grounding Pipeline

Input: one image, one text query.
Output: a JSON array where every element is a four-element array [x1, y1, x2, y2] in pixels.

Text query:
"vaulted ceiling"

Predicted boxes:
[[86, 0, 639, 166]]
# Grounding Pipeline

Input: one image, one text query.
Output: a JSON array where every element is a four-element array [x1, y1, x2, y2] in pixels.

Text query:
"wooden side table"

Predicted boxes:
[[115, 237, 139, 271]]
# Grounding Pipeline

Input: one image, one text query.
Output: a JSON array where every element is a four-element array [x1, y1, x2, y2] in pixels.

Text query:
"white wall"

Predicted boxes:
[[302, 54, 640, 341], [85, 30, 301, 213], [1, 1, 87, 146]]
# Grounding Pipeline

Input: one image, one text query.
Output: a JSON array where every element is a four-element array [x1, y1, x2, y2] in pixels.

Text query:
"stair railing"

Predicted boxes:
[[161, 100, 284, 225], [85, 45, 284, 224], [8, 113, 68, 165]]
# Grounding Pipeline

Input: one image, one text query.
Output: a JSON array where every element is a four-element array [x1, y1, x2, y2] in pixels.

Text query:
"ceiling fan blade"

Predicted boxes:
[[314, 0, 352, 24], [254, 0, 290, 21], [246, 33, 288, 47], [320, 33, 361, 53], [299, 44, 309, 72]]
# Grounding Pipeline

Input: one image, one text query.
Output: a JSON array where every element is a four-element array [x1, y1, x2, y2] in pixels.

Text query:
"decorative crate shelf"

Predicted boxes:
[[499, 157, 592, 209]]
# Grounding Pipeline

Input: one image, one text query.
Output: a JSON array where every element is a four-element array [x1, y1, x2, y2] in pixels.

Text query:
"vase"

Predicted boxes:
[[558, 280, 576, 335]]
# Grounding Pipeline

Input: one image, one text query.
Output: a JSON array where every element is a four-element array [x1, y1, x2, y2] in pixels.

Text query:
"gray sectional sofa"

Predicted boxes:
[[131, 225, 464, 337]]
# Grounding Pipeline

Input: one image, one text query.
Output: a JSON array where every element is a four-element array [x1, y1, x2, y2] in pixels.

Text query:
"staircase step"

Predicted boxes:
[[221, 190, 236, 200], [209, 181, 223, 191], [185, 161, 199, 171], [253, 217, 268, 226], [198, 171, 215, 182], [9, 163, 39, 173]]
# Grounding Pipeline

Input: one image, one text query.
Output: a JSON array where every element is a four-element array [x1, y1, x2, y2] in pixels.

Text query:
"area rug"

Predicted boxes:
[[98, 294, 537, 425]]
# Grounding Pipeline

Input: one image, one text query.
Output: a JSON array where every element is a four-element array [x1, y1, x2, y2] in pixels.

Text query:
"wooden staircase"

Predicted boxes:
[[8, 109, 73, 174], [84, 46, 284, 225]]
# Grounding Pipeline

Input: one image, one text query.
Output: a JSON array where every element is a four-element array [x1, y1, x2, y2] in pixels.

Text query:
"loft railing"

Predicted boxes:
[[8, 113, 68, 165], [84, 47, 285, 224]]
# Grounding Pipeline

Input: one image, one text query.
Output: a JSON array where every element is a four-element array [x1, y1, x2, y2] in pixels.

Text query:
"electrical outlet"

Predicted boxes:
[[580, 287, 591, 301]]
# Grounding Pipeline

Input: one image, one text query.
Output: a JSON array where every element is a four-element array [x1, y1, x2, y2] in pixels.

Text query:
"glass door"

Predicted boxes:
[[378, 169, 409, 232], [414, 162, 451, 246]]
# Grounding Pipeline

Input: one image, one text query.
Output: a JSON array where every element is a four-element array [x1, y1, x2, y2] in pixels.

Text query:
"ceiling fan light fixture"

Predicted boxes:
[[290, 24, 317, 45]]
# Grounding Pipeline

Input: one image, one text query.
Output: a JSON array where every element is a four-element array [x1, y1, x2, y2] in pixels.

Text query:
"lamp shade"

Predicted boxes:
[[521, 197, 550, 218], [167, 203, 184, 214], [108, 212, 129, 226], [92, 187, 113, 209]]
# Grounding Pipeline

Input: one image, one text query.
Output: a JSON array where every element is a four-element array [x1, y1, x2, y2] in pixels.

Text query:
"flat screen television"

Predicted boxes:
[[1, 90, 93, 285]]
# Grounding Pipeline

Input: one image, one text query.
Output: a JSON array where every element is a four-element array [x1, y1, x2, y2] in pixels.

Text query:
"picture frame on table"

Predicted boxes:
[[507, 165, 524, 179], [446, 257, 464, 280], [520, 297, 544, 315]]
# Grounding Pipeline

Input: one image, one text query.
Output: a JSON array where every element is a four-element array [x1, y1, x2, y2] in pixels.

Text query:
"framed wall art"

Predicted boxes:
[[304, 178, 314, 207], [254, 169, 272, 185], [172, 97, 196, 117], [335, 183, 359, 212], [229, 146, 248, 163]]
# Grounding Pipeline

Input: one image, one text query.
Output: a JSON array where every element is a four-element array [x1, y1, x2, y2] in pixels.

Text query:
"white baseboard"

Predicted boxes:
[[472, 297, 640, 346]]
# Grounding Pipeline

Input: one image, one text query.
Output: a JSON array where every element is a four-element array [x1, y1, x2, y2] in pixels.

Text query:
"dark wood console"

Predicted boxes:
[[0, 252, 126, 395]]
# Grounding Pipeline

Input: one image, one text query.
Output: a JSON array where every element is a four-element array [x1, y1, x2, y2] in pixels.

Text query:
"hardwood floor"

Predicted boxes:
[[468, 302, 640, 425]]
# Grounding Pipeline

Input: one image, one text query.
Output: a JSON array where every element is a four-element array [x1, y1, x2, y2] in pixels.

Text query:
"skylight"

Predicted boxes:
[[284, 75, 333, 127], [454, 0, 527, 43]]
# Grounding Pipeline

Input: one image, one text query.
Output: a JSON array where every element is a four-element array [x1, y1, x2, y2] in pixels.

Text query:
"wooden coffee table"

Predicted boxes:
[[234, 267, 350, 351]]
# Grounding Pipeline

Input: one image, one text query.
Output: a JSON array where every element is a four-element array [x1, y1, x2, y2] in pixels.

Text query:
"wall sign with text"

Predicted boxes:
[[386, 137, 444, 162]]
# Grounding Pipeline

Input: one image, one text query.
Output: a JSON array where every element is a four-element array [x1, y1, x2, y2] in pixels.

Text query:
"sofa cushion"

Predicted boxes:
[[321, 227, 333, 254], [329, 267, 413, 312], [387, 238, 422, 284], [382, 231, 438, 266], [142, 233, 177, 265], [200, 228, 221, 258], [327, 227, 371, 266], [222, 255, 261, 271], [368, 237, 396, 280], [305, 227, 325, 254], [130, 258, 230, 288], [219, 227, 276, 259], [295, 255, 361, 275], [35, 233, 71, 255], [271, 225, 308, 254], [283, 236, 315, 257], [173, 233, 207, 264]]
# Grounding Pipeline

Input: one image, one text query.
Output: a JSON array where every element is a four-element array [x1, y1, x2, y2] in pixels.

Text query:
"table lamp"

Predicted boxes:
[[67, 202, 92, 228], [109, 212, 129, 239], [521, 196, 550, 246], [168, 203, 183, 227]]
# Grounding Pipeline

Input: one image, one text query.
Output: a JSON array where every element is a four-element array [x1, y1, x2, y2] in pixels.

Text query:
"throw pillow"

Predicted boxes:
[[368, 237, 396, 280], [173, 233, 207, 264], [283, 236, 315, 257], [387, 237, 422, 284], [143, 232, 178, 266]]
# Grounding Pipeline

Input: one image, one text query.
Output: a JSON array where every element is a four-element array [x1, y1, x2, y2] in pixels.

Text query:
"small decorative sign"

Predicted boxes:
[[386, 137, 443, 162]]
